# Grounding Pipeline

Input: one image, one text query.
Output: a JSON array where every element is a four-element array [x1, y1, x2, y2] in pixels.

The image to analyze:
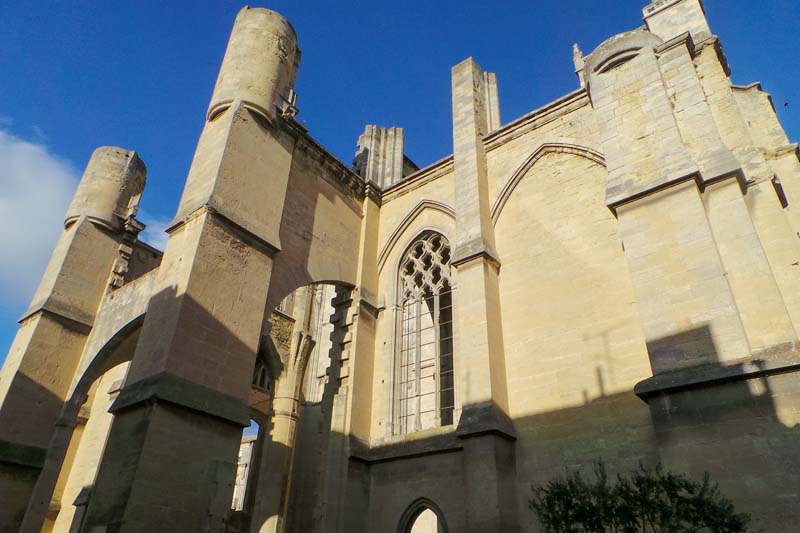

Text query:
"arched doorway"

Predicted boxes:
[[398, 498, 448, 533]]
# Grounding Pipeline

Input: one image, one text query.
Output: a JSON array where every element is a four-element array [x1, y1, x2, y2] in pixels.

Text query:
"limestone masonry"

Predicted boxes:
[[1, 1, 799, 531]]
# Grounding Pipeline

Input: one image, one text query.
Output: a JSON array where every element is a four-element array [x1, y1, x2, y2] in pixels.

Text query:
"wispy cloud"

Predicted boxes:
[[0, 126, 175, 312], [30, 124, 47, 143], [0, 129, 79, 308], [138, 210, 171, 250]]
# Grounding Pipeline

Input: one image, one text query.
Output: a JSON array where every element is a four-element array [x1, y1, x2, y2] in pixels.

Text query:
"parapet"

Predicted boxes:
[[65, 147, 146, 231], [207, 7, 301, 122], [643, 0, 711, 42]]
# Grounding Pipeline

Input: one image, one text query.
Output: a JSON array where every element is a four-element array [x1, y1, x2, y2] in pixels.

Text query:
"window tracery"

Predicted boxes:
[[396, 232, 455, 434]]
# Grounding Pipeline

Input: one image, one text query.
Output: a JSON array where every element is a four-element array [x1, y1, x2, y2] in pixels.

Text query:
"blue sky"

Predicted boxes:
[[1, 0, 798, 365]]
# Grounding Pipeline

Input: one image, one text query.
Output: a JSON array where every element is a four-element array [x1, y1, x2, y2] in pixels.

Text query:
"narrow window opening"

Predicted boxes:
[[772, 176, 789, 209], [395, 232, 455, 434], [252, 360, 269, 391]]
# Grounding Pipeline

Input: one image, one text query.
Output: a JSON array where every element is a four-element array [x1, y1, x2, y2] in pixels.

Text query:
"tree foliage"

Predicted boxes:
[[529, 462, 752, 532]]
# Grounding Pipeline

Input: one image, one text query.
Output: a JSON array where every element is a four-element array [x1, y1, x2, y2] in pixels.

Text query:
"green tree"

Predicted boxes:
[[529, 462, 752, 532]]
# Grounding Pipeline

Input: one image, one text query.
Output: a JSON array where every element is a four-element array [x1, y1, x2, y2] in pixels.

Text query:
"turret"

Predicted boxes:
[[172, 7, 302, 246], [207, 7, 301, 122], [0, 147, 148, 531], [65, 146, 146, 231]]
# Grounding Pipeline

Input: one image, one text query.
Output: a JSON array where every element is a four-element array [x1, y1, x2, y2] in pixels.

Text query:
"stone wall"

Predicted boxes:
[[3, 1, 800, 532]]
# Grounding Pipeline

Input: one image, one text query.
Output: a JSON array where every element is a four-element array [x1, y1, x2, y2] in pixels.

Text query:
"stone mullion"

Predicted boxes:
[[433, 290, 442, 427], [392, 303, 402, 435], [414, 296, 422, 432]]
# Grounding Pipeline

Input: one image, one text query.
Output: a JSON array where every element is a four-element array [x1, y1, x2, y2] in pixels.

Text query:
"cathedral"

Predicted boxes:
[[1, 0, 799, 531]]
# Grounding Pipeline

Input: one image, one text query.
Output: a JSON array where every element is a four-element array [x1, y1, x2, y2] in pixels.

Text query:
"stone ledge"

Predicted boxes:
[[350, 432, 463, 465], [351, 409, 517, 464], [654, 31, 694, 55], [19, 301, 95, 333], [0, 440, 47, 469], [167, 206, 280, 256], [763, 143, 799, 161], [607, 170, 746, 214], [110, 372, 250, 427], [483, 87, 589, 152], [451, 246, 501, 270], [455, 402, 517, 441], [634, 352, 800, 401]]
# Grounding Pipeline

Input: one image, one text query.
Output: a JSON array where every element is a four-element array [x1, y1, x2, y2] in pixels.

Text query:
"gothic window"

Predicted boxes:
[[396, 232, 454, 434], [252, 342, 272, 393], [252, 361, 269, 391]]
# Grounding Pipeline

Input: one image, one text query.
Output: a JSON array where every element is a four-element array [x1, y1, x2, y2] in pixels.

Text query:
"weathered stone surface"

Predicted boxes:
[[2, 1, 800, 532]]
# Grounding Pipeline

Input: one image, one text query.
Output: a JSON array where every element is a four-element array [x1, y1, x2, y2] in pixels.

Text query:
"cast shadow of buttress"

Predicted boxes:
[[278, 323, 800, 532]]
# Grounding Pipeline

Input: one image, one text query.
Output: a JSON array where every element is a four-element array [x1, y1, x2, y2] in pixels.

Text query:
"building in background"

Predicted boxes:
[[232, 436, 257, 512]]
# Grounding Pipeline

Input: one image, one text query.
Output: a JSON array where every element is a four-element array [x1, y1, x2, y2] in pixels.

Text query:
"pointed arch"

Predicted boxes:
[[377, 200, 456, 274], [397, 497, 449, 533], [394, 232, 455, 434], [71, 315, 144, 400], [491, 143, 606, 225], [22, 314, 144, 533]]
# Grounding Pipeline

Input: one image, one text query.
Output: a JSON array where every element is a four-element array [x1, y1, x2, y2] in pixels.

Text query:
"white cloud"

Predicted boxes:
[[0, 130, 79, 308], [0, 128, 176, 313], [138, 210, 171, 251]]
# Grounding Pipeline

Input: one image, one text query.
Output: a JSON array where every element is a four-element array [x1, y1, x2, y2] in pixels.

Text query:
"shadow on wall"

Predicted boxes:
[[518, 326, 800, 532], [283, 324, 800, 532], [639, 326, 800, 531], [215, 283, 353, 533], [515, 374, 799, 531], [0, 372, 58, 530], [4, 293, 800, 533], [0, 316, 143, 532], [284, 285, 353, 533], [78, 284, 301, 533], [646, 324, 719, 374]]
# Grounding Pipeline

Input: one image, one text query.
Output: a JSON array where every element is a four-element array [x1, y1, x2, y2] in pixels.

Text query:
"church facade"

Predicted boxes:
[[1, 0, 799, 531]]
